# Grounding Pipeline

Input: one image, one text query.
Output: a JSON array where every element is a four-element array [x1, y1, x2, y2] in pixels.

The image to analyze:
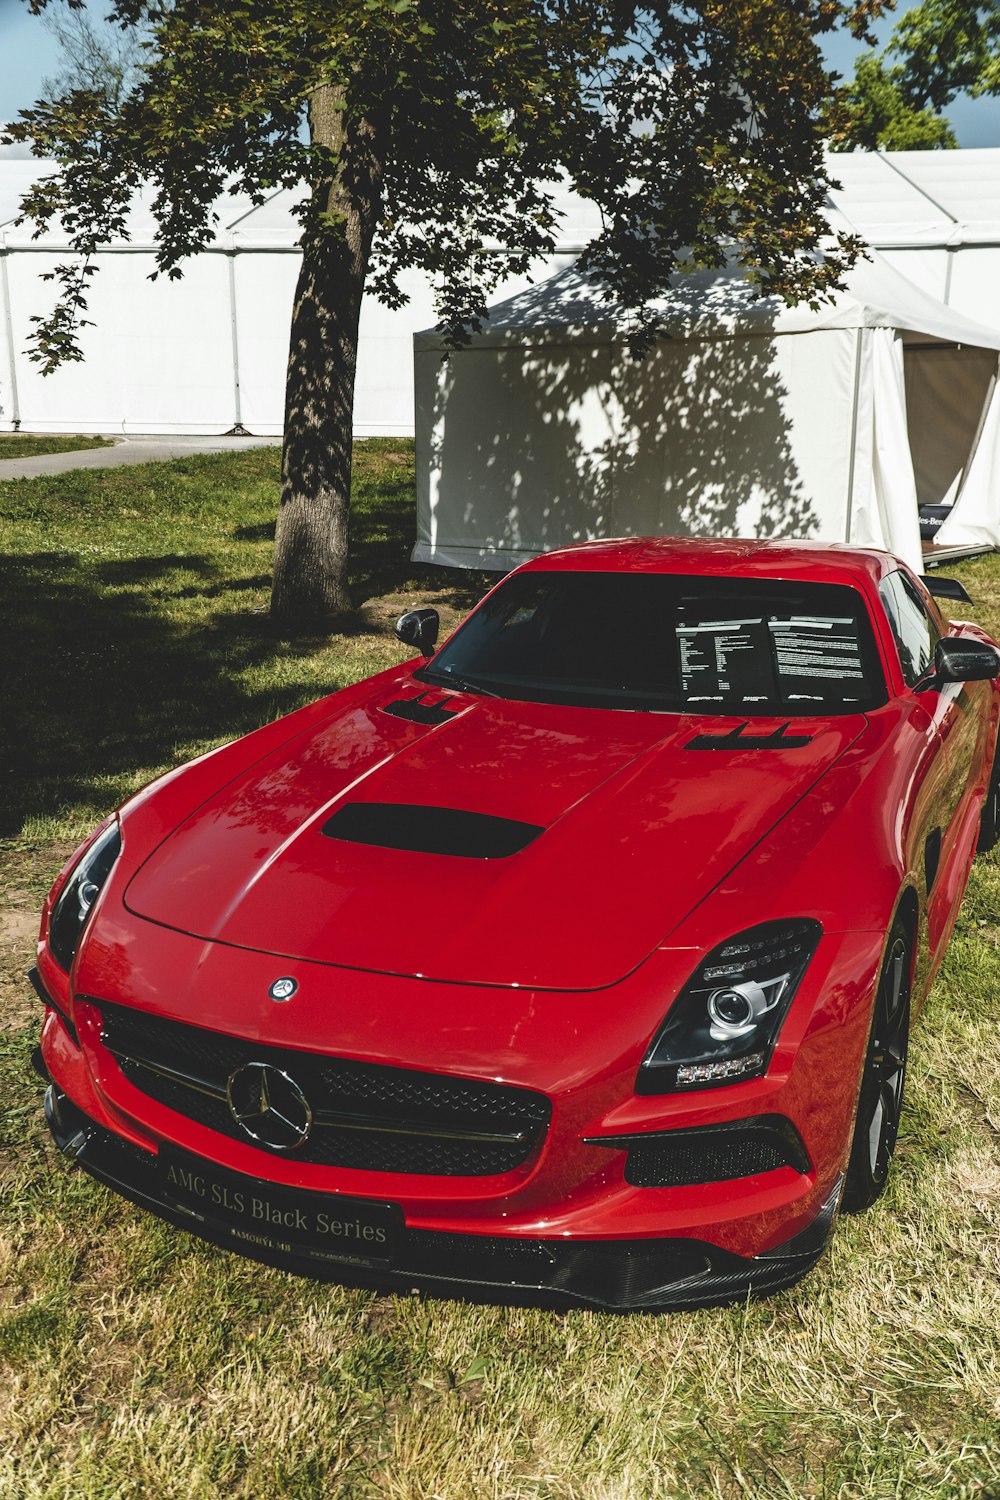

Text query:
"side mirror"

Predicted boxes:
[[920, 575, 973, 605], [933, 637, 1000, 683], [395, 608, 439, 657]]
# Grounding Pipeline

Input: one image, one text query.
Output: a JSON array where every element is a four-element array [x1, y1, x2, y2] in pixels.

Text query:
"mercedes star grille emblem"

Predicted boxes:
[[268, 976, 298, 1002], [226, 1062, 313, 1152]]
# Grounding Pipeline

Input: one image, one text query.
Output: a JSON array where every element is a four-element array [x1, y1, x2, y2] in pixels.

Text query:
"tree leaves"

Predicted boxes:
[[3, 0, 894, 618], [834, 0, 1000, 149], [5, 0, 878, 364]]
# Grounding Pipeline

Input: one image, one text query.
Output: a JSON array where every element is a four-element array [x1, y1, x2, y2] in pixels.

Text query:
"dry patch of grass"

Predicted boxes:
[[2, 462, 1000, 1497]]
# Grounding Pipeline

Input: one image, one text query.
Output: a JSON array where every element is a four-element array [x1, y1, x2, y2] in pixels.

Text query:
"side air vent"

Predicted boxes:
[[322, 802, 544, 859]]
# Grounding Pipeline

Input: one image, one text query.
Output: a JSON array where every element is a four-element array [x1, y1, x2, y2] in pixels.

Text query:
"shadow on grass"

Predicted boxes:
[[233, 521, 276, 543], [350, 483, 420, 603], [0, 549, 308, 838], [0, 441, 491, 840], [349, 480, 491, 613], [94, 554, 220, 585]]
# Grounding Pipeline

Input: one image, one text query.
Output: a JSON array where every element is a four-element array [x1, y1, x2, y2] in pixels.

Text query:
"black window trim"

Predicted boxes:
[[879, 568, 942, 692]]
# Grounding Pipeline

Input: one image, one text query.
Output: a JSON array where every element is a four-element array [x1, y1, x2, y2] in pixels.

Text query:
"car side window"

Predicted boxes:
[[879, 571, 940, 687]]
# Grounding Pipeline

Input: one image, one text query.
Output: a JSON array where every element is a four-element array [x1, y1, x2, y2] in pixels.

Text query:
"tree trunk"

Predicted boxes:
[[270, 83, 385, 626]]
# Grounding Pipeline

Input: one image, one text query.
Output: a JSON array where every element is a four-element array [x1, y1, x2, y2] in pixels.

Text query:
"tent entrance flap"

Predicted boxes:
[[936, 368, 1000, 550], [904, 343, 997, 508], [849, 328, 922, 573]]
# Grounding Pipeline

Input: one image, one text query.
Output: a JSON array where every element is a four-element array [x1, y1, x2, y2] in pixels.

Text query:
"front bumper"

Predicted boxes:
[[43, 1082, 840, 1311]]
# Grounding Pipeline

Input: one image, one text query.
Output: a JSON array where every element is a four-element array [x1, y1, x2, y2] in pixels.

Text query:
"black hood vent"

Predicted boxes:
[[322, 803, 544, 859], [686, 722, 813, 751], [382, 695, 457, 726]]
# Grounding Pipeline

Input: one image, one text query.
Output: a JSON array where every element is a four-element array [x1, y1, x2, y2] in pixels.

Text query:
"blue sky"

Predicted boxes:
[[0, 0, 63, 128], [2, 0, 1000, 148], [820, 1, 1000, 147]]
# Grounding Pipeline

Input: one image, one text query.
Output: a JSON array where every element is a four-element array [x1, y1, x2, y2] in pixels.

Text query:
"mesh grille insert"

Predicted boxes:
[[587, 1115, 811, 1188], [96, 1001, 550, 1177]]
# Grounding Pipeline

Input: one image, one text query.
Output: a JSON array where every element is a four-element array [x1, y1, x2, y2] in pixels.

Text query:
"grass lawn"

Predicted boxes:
[[1, 445, 999, 1499], [0, 435, 116, 461]]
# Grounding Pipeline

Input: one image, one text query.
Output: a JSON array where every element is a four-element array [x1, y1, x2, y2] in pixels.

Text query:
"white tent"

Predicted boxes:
[[0, 173, 428, 437], [827, 148, 1000, 329], [414, 250, 1000, 574], [5, 141, 1000, 467], [0, 153, 601, 437], [825, 149, 1000, 551]]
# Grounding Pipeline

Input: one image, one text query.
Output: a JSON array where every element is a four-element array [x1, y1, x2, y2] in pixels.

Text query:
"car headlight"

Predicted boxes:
[[49, 819, 122, 972], [636, 919, 822, 1093]]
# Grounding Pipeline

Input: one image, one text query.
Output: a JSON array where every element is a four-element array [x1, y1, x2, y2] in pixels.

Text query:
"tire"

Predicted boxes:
[[977, 736, 1000, 853], [842, 920, 912, 1215]]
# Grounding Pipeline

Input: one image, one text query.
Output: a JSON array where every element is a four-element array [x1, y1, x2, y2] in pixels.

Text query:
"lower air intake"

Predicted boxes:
[[589, 1115, 811, 1188]]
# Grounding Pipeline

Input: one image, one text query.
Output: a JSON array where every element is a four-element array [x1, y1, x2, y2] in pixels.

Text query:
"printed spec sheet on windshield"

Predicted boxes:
[[677, 612, 869, 707]]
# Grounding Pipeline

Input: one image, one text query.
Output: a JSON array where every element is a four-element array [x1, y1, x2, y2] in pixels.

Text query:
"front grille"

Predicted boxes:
[[587, 1115, 811, 1188], [95, 1001, 550, 1177]]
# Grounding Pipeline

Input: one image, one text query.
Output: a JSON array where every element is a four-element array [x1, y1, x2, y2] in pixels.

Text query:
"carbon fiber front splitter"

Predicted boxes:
[[43, 1083, 840, 1311]]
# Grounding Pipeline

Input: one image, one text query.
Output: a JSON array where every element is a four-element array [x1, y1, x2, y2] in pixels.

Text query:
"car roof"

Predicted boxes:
[[519, 536, 900, 590]]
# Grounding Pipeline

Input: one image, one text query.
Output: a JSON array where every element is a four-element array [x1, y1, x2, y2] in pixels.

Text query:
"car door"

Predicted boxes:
[[879, 570, 983, 954]]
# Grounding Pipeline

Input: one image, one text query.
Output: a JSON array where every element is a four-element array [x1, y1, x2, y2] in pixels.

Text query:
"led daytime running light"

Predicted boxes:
[[676, 1052, 768, 1086]]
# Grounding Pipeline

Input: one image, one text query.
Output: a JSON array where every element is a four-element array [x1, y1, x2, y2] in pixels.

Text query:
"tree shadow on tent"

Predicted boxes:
[[422, 267, 821, 563]]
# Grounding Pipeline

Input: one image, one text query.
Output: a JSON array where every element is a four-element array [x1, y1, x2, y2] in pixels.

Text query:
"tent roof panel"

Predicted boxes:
[[227, 186, 307, 246], [826, 150, 951, 238], [415, 245, 1000, 351], [0, 163, 263, 247], [892, 147, 1000, 223], [2, 148, 999, 256], [828, 148, 1000, 248], [0, 161, 53, 230]]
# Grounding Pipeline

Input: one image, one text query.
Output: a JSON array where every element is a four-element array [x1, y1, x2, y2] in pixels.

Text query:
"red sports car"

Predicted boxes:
[[31, 538, 1000, 1309]]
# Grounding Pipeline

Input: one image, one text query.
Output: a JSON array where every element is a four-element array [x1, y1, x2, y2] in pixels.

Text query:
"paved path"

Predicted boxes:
[[0, 434, 282, 481]]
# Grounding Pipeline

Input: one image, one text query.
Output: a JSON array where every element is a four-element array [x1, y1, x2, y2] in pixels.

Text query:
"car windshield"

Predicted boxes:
[[418, 571, 886, 715]]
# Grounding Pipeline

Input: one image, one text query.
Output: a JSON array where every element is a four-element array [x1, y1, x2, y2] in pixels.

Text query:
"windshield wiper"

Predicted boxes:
[[420, 668, 503, 699]]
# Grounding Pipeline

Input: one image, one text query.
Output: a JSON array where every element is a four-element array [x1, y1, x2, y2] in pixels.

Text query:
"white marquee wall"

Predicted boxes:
[[3, 149, 1000, 436], [414, 254, 1000, 574], [0, 163, 601, 436]]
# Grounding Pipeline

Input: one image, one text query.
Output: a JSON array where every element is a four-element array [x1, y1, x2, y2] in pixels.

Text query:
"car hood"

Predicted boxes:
[[124, 681, 865, 989]]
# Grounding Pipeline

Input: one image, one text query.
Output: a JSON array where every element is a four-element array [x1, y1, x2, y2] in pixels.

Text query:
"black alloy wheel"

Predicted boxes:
[[842, 921, 912, 1214]]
